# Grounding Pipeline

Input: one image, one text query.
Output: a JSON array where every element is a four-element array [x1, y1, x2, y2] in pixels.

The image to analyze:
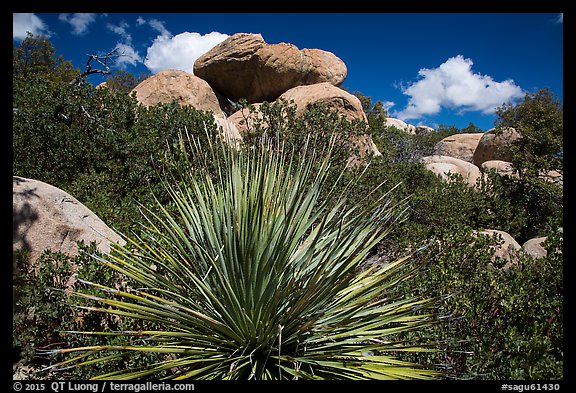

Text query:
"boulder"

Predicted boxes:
[[522, 237, 548, 259], [472, 127, 521, 167], [477, 229, 522, 270], [434, 133, 484, 163], [13, 176, 124, 268], [278, 82, 366, 121], [384, 117, 416, 134], [420, 155, 482, 188], [347, 134, 382, 164], [213, 116, 242, 145], [131, 69, 226, 116], [279, 83, 380, 159], [481, 161, 562, 186], [229, 82, 369, 133], [193, 33, 347, 103], [481, 160, 518, 177]]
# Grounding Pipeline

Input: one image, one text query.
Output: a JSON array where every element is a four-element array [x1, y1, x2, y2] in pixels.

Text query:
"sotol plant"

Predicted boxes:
[[42, 133, 440, 379]]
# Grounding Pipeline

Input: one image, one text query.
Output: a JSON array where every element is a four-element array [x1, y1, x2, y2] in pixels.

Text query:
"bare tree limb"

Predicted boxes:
[[68, 48, 123, 88], [55, 48, 129, 125]]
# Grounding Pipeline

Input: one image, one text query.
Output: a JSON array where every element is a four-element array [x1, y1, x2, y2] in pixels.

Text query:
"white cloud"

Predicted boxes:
[[13, 13, 50, 40], [107, 21, 131, 40], [135, 18, 228, 74], [148, 18, 171, 38], [58, 13, 97, 35], [114, 43, 143, 68], [144, 31, 229, 74], [394, 55, 524, 121]]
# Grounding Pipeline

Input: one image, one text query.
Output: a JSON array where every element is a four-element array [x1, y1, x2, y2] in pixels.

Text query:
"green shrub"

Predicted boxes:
[[13, 243, 164, 379], [393, 226, 563, 379]]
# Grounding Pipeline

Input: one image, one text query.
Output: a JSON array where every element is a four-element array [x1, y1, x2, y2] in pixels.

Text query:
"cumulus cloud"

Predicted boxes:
[[394, 55, 524, 121], [13, 13, 50, 40], [144, 31, 229, 74], [58, 13, 97, 35], [134, 17, 228, 74]]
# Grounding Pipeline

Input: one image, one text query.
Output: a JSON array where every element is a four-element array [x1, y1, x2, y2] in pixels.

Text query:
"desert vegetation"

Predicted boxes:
[[13, 34, 563, 380]]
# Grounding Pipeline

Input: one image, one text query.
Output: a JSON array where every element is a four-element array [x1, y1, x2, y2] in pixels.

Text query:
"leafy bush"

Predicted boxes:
[[236, 99, 370, 167], [496, 88, 563, 177], [13, 243, 163, 379], [13, 33, 78, 83], [395, 226, 563, 379]]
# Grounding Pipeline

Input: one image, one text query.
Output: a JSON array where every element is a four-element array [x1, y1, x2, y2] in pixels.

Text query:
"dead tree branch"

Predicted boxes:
[[55, 48, 127, 125], [68, 48, 122, 88]]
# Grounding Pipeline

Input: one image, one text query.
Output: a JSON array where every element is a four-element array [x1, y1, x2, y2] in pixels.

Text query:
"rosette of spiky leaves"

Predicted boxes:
[[42, 133, 440, 380]]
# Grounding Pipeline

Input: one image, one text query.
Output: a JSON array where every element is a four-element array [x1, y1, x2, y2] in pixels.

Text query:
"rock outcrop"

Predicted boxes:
[[194, 33, 347, 103], [227, 103, 266, 135], [227, 83, 380, 159], [420, 155, 482, 188], [213, 116, 243, 144], [131, 69, 226, 116], [277, 82, 365, 121], [383, 118, 435, 135], [540, 169, 563, 186], [469, 229, 558, 269], [434, 133, 484, 163], [472, 127, 521, 167], [415, 125, 435, 135], [480, 161, 563, 185], [228, 80, 370, 134], [13, 176, 124, 267]]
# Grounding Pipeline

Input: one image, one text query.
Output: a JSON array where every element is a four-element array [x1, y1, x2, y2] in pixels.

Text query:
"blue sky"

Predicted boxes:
[[13, 13, 564, 131]]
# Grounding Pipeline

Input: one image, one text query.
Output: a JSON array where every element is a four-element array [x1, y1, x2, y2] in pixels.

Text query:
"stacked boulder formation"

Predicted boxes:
[[130, 32, 380, 158]]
